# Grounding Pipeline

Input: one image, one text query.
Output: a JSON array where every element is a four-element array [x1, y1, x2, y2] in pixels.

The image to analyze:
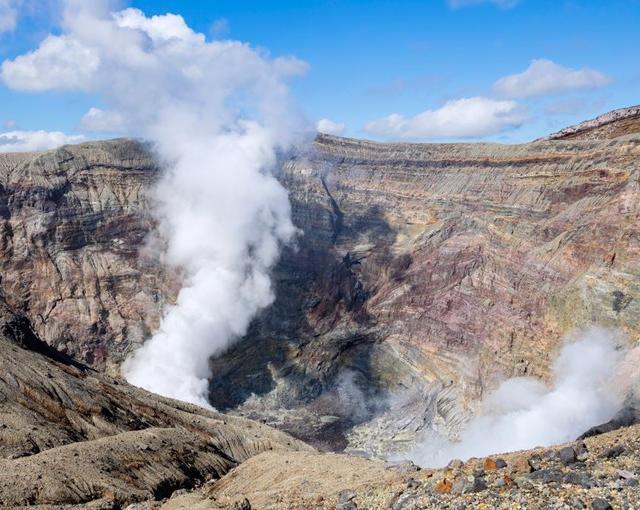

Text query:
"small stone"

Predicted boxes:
[[590, 498, 612, 510], [392, 492, 418, 510], [558, 446, 577, 465], [601, 446, 625, 459], [510, 455, 533, 474], [528, 454, 543, 471], [472, 477, 488, 493], [495, 458, 507, 469], [337, 490, 356, 503], [446, 459, 464, 470], [483, 458, 498, 471], [570, 498, 586, 509], [452, 475, 487, 494], [574, 442, 589, 461], [434, 478, 452, 494], [529, 469, 563, 484], [617, 469, 637, 479], [385, 460, 420, 473], [563, 471, 595, 488]]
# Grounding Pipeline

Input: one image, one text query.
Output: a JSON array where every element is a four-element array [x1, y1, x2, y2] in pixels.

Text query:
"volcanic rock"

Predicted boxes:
[[0, 299, 309, 507]]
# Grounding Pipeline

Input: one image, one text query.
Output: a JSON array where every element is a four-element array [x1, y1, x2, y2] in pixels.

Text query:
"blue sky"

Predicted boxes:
[[0, 0, 639, 145]]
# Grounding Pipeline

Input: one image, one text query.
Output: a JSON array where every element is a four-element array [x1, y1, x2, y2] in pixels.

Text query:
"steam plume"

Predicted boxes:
[[409, 329, 630, 467], [1, 0, 308, 406]]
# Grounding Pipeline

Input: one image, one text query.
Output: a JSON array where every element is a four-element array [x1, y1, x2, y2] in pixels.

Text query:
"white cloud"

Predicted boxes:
[[316, 118, 345, 135], [447, 0, 519, 8], [2, 119, 17, 129], [0, 130, 84, 152], [0, 0, 17, 33], [493, 59, 611, 98], [113, 8, 204, 44], [364, 96, 526, 140], [1, 34, 100, 91], [80, 107, 126, 132]]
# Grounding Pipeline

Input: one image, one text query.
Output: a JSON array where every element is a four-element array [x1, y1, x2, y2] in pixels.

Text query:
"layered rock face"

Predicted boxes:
[[1, 110, 639, 455], [210, 124, 640, 452], [540, 105, 640, 141], [0, 139, 176, 375]]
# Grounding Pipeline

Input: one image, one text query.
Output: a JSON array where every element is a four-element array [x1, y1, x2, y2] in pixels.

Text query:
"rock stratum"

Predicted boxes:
[[0, 140, 177, 375], [0, 107, 640, 508], [2, 110, 640, 448], [212, 110, 640, 453]]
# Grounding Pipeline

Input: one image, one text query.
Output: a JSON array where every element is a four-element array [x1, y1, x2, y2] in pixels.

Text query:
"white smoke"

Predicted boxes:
[[409, 329, 631, 467], [1, 0, 309, 406]]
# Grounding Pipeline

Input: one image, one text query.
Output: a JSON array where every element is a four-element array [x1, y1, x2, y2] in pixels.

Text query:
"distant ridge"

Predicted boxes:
[[538, 104, 640, 141]]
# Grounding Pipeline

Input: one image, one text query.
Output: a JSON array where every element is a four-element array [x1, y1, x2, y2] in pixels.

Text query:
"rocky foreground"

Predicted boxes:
[[164, 423, 640, 510]]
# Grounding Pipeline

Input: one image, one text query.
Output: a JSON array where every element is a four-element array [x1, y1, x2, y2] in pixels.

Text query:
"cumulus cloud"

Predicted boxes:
[[409, 329, 632, 467], [364, 96, 526, 140], [80, 107, 126, 132], [0, 0, 17, 33], [493, 59, 611, 98], [447, 0, 520, 8], [0, 130, 84, 152], [2, 0, 309, 407], [2, 34, 100, 91], [316, 118, 345, 135]]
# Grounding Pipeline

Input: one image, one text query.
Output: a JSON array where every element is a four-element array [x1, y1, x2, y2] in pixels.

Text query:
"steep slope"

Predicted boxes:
[[0, 139, 175, 375], [0, 108, 639, 457], [0, 299, 310, 507], [210, 126, 640, 453]]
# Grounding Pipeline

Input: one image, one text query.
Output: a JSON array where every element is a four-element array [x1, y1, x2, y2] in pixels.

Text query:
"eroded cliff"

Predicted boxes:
[[211, 121, 640, 453], [0, 139, 176, 375], [0, 109, 639, 457]]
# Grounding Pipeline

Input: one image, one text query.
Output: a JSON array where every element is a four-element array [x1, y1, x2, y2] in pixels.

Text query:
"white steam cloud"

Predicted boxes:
[[409, 329, 630, 467], [1, 0, 308, 406]]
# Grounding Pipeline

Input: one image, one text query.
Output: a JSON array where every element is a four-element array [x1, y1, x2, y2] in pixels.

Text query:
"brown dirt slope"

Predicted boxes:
[[0, 300, 310, 508]]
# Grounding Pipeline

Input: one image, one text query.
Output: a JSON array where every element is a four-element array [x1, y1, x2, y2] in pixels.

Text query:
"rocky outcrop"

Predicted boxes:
[[0, 139, 176, 375], [1, 109, 640, 457], [211, 125, 640, 453], [0, 299, 309, 507], [539, 104, 640, 141]]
